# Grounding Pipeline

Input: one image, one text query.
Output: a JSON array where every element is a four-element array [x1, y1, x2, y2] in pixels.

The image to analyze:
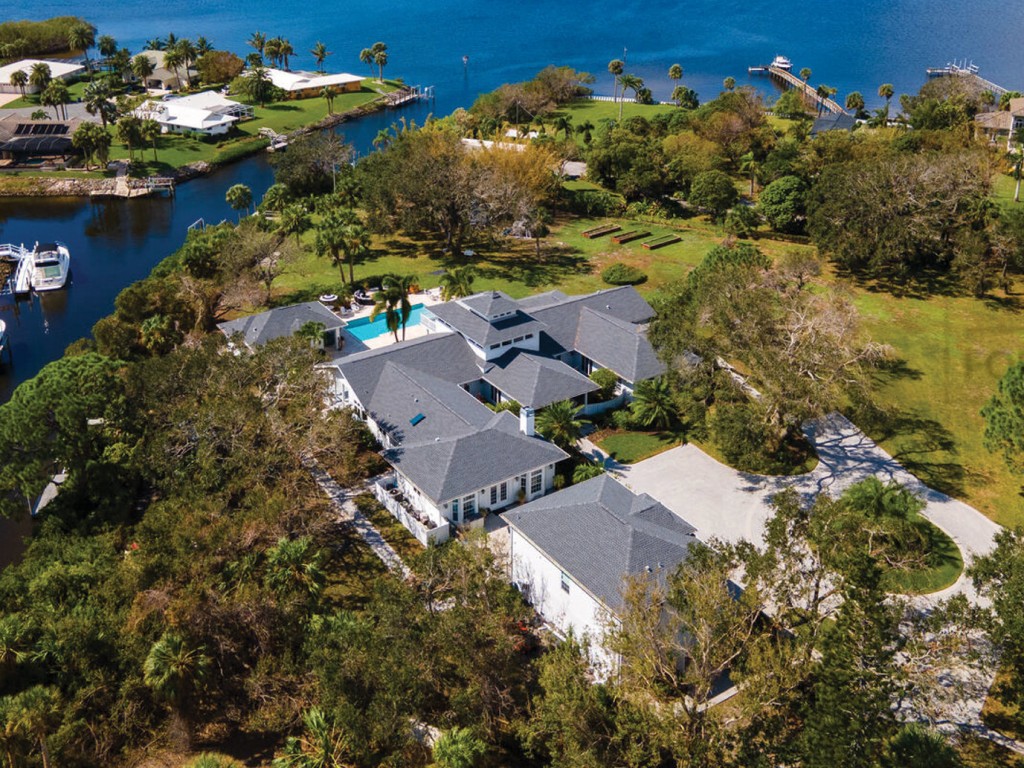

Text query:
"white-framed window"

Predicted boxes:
[[560, 572, 571, 593], [520, 475, 527, 492], [490, 486, 498, 505], [530, 470, 543, 495], [450, 498, 460, 522], [500, 482, 507, 502], [464, 494, 476, 516]]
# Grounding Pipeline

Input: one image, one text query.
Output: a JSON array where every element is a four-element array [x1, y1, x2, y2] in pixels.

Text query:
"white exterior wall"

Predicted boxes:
[[509, 529, 619, 677], [440, 462, 557, 523], [483, 333, 540, 361]]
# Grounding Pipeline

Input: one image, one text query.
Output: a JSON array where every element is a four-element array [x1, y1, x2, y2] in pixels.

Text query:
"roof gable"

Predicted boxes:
[[217, 301, 343, 347]]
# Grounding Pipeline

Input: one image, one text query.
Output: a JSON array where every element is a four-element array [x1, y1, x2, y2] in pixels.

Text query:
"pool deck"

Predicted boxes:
[[333, 288, 444, 354]]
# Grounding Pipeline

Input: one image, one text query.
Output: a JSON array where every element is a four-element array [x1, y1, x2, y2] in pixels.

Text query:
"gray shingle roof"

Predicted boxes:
[[516, 290, 569, 312], [574, 307, 666, 383], [385, 411, 567, 502], [459, 290, 520, 319], [505, 475, 698, 610], [218, 302, 343, 348], [427, 302, 546, 348], [482, 350, 598, 409], [529, 285, 656, 353], [336, 333, 482, 407]]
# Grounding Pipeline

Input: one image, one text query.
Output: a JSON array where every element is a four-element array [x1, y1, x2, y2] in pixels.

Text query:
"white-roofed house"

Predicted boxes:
[[0, 59, 84, 94], [260, 68, 363, 98], [133, 91, 253, 135]]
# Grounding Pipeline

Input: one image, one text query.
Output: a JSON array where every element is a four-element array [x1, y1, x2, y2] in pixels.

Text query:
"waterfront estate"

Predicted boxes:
[[315, 285, 665, 544], [133, 91, 255, 135], [262, 67, 363, 98], [0, 58, 84, 94]]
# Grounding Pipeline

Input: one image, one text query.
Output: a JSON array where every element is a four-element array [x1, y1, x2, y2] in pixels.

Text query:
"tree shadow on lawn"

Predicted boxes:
[[832, 264, 966, 300], [474, 242, 591, 288], [263, 103, 302, 112]]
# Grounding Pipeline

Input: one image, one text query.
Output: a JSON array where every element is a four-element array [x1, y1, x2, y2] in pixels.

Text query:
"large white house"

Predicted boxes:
[[0, 59, 84, 94], [261, 68, 362, 98], [326, 285, 665, 545], [505, 474, 699, 675], [133, 91, 253, 135]]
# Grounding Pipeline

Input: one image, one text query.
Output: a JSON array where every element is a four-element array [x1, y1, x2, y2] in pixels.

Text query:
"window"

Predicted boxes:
[[500, 482, 507, 502], [530, 469, 543, 495], [513, 336, 524, 343], [490, 486, 498, 505], [501, 339, 512, 346], [519, 475, 527, 492], [560, 572, 571, 593], [450, 498, 459, 523], [525, 334, 534, 340], [464, 494, 476, 516]]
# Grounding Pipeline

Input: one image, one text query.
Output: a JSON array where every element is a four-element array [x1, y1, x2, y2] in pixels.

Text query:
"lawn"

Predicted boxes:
[[556, 98, 679, 126], [269, 195, 1024, 526], [595, 429, 682, 463], [355, 492, 425, 564], [4, 77, 91, 110]]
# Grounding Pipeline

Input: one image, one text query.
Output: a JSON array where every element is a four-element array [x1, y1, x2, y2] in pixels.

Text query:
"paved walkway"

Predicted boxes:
[[304, 459, 411, 579], [616, 413, 1001, 607]]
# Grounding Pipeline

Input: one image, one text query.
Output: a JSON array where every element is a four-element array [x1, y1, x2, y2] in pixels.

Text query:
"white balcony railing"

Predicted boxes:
[[373, 478, 450, 547]]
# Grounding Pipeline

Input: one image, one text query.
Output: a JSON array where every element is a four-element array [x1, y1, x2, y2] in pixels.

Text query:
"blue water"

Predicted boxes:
[[0, 0, 1022, 399], [345, 303, 424, 341]]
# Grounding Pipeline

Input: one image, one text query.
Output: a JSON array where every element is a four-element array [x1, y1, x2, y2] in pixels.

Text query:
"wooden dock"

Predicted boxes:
[[385, 85, 434, 107], [0, 243, 32, 296], [926, 61, 1008, 96], [750, 63, 848, 115], [145, 177, 175, 195]]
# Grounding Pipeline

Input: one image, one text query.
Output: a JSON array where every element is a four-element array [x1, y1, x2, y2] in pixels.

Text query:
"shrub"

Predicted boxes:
[[589, 368, 619, 401], [724, 205, 761, 237], [758, 175, 808, 233], [602, 263, 647, 286], [488, 399, 521, 416], [611, 408, 639, 431], [563, 188, 626, 217], [710, 401, 776, 472], [186, 753, 244, 768]]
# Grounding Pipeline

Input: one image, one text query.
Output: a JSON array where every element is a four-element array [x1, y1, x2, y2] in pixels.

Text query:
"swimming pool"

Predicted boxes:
[[345, 303, 426, 342]]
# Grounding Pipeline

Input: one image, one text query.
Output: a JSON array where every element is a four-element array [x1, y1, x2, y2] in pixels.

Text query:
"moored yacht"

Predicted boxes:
[[771, 54, 793, 71], [30, 241, 71, 292]]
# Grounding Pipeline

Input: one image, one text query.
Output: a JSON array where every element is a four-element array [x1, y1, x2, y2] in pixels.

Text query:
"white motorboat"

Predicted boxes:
[[29, 241, 71, 292], [771, 54, 793, 71]]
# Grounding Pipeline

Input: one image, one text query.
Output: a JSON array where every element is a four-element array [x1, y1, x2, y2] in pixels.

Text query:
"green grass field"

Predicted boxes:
[[881, 510, 964, 594], [4, 78, 91, 110], [595, 429, 682, 464]]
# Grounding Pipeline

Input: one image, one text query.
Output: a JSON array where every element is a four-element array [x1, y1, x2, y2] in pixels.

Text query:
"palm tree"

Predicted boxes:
[[572, 460, 605, 484], [196, 36, 213, 56], [279, 203, 312, 246], [575, 119, 594, 144], [536, 400, 586, 450], [359, 47, 375, 78], [143, 631, 210, 752], [116, 115, 143, 163], [321, 86, 335, 114], [723, 76, 736, 92], [845, 91, 865, 118], [1009, 128, 1024, 203], [369, 285, 406, 343], [140, 118, 161, 161], [260, 182, 292, 213], [162, 47, 185, 91], [40, 81, 69, 120], [878, 82, 894, 122], [278, 38, 295, 70], [83, 80, 115, 128], [382, 273, 415, 339], [248, 31, 267, 60], [314, 215, 348, 282], [739, 152, 759, 196], [97, 35, 117, 68], [276, 708, 349, 767], [9, 69, 27, 98], [629, 376, 677, 429], [668, 63, 683, 83], [439, 265, 475, 300], [340, 218, 370, 284], [0, 696, 27, 768], [265, 536, 326, 601], [28, 62, 51, 94], [12, 686, 60, 768], [371, 42, 389, 82], [72, 122, 111, 169], [607, 59, 624, 103], [244, 64, 273, 106], [132, 53, 156, 86], [552, 114, 573, 139], [145, 37, 166, 51], [67, 22, 96, 76], [225, 183, 253, 219], [799, 67, 812, 83], [264, 38, 283, 69], [433, 727, 486, 768], [617, 74, 643, 119], [311, 41, 331, 73], [814, 84, 831, 116], [176, 39, 198, 76]]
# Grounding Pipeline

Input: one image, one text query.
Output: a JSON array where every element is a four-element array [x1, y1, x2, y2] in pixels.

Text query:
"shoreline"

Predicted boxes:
[[0, 91, 398, 199]]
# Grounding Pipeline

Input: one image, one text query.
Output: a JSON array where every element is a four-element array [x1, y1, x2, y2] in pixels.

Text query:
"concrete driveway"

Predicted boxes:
[[616, 413, 1002, 605]]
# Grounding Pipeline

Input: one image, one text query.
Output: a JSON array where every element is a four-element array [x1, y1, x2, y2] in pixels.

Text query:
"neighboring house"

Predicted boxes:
[[217, 301, 346, 351], [134, 91, 254, 135], [326, 285, 665, 546], [809, 111, 857, 137], [0, 59, 84, 94], [0, 117, 83, 166], [137, 50, 197, 91], [975, 98, 1024, 149], [261, 68, 362, 98], [505, 474, 699, 674]]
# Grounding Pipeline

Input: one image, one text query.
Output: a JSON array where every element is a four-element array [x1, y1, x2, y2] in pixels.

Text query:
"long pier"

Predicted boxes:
[[764, 65, 847, 115], [926, 61, 1008, 96]]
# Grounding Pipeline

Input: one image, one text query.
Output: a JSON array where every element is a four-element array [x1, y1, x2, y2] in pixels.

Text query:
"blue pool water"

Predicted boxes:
[[345, 303, 425, 342]]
